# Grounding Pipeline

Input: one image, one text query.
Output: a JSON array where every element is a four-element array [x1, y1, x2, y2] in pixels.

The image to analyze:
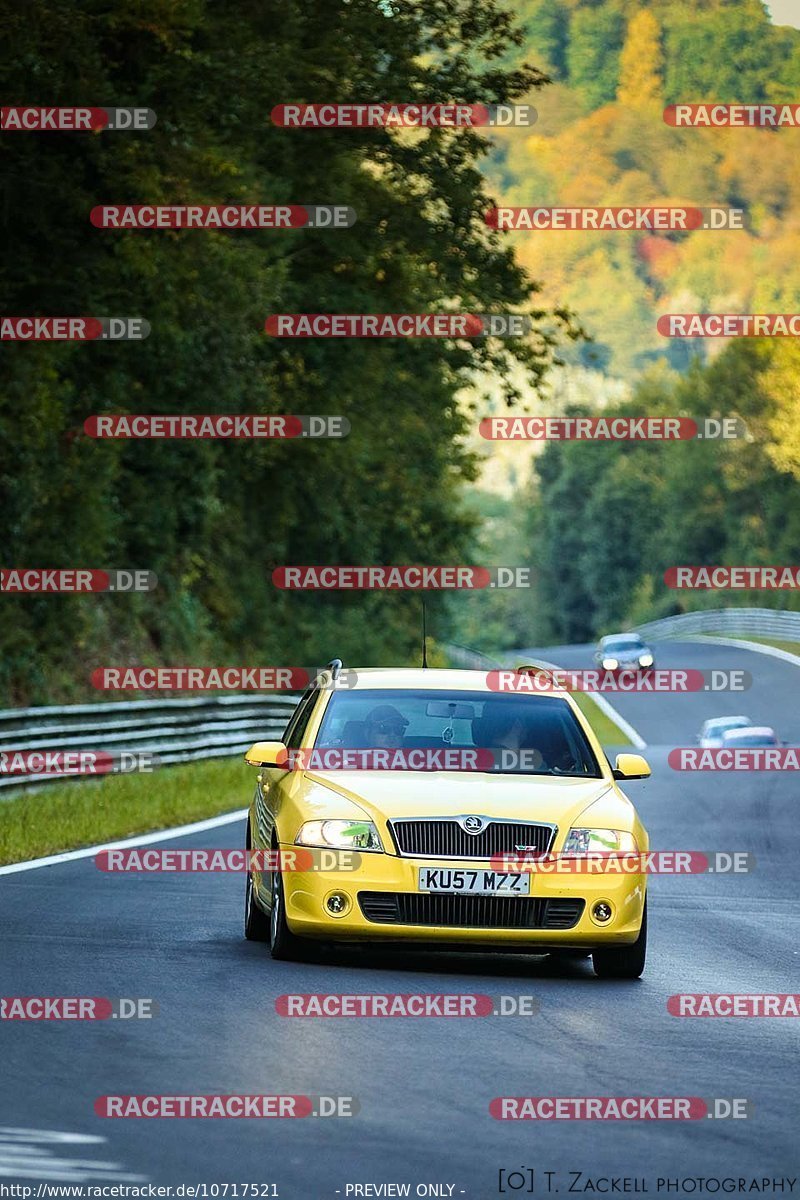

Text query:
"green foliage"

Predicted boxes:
[[517, 0, 570, 77], [661, 2, 780, 105], [566, 2, 627, 109], [526, 342, 800, 642], [0, 0, 569, 705], [515, 0, 790, 106]]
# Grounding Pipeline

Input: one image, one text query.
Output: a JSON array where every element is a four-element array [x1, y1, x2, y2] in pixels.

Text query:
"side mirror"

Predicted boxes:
[[613, 753, 651, 780], [244, 740, 288, 767]]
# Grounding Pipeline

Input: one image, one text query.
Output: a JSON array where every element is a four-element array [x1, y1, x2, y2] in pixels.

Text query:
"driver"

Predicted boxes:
[[364, 704, 409, 750]]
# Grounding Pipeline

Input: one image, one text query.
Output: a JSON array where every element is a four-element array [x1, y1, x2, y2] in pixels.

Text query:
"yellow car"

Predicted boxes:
[[244, 664, 650, 978]]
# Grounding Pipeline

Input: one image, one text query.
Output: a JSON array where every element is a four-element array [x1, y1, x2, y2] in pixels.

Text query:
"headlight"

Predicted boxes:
[[295, 819, 383, 852], [638, 653, 654, 667], [602, 657, 618, 669], [563, 828, 638, 855]]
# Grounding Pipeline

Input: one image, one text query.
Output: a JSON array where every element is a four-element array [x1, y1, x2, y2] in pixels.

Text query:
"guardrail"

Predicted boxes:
[[634, 608, 800, 642], [8, 615, 790, 791], [0, 694, 301, 792], [439, 642, 501, 669]]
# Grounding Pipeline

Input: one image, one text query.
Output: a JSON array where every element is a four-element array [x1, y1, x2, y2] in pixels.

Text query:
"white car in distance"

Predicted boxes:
[[719, 726, 780, 749], [697, 716, 753, 747]]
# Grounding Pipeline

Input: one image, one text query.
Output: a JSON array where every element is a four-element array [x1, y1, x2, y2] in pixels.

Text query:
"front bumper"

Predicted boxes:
[[598, 662, 653, 672], [272, 844, 646, 948]]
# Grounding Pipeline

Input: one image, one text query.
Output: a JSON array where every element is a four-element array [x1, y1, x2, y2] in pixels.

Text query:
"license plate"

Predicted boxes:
[[417, 867, 530, 895]]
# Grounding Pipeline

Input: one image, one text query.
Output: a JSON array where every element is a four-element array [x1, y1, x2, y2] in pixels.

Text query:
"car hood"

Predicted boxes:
[[303, 769, 614, 829]]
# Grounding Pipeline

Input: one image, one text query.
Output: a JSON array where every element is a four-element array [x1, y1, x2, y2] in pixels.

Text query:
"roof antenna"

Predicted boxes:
[[421, 595, 428, 669]]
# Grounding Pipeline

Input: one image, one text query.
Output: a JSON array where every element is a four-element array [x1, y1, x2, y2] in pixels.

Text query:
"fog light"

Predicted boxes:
[[593, 901, 613, 923], [325, 892, 349, 916]]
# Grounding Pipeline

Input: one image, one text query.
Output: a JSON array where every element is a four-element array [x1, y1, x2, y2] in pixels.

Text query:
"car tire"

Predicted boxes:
[[268, 838, 305, 961], [592, 900, 647, 979], [244, 822, 271, 941]]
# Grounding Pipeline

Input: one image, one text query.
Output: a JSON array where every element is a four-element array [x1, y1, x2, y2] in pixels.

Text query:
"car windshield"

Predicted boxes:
[[603, 639, 643, 652], [314, 689, 602, 777], [723, 733, 777, 747], [707, 718, 750, 734]]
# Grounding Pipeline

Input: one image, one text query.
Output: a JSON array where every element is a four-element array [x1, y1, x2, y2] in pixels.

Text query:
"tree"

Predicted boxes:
[[617, 10, 663, 109], [0, 0, 568, 704], [566, 2, 627, 110], [763, 343, 800, 480]]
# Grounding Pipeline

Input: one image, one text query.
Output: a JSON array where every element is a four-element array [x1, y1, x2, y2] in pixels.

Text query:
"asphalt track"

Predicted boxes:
[[1, 640, 798, 1193]]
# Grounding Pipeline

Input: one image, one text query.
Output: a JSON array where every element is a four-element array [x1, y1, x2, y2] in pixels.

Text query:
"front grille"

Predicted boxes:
[[390, 819, 555, 859], [358, 893, 584, 930]]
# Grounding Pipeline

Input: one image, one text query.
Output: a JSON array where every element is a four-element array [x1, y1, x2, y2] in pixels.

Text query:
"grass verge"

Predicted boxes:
[[570, 691, 633, 747], [501, 654, 634, 747], [0, 756, 251, 867]]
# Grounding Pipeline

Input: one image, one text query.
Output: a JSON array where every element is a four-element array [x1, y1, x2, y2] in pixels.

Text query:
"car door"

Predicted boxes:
[[255, 684, 321, 848]]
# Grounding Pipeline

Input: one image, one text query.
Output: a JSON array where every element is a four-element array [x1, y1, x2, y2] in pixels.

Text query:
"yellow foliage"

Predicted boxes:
[[617, 10, 663, 109], [764, 343, 800, 478]]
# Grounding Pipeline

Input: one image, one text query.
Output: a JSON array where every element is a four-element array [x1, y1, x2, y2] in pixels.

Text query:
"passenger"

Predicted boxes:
[[476, 705, 545, 769]]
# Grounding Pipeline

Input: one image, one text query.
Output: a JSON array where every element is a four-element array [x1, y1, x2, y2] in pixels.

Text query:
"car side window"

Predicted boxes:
[[283, 687, 320, 750]]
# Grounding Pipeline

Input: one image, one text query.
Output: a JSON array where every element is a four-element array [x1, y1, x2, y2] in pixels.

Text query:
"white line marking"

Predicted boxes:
[[584, 691, 647, 749], [0, 1128, 145, 1182], [0, 809, 247, 876], [507, 653, 647, 748]]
